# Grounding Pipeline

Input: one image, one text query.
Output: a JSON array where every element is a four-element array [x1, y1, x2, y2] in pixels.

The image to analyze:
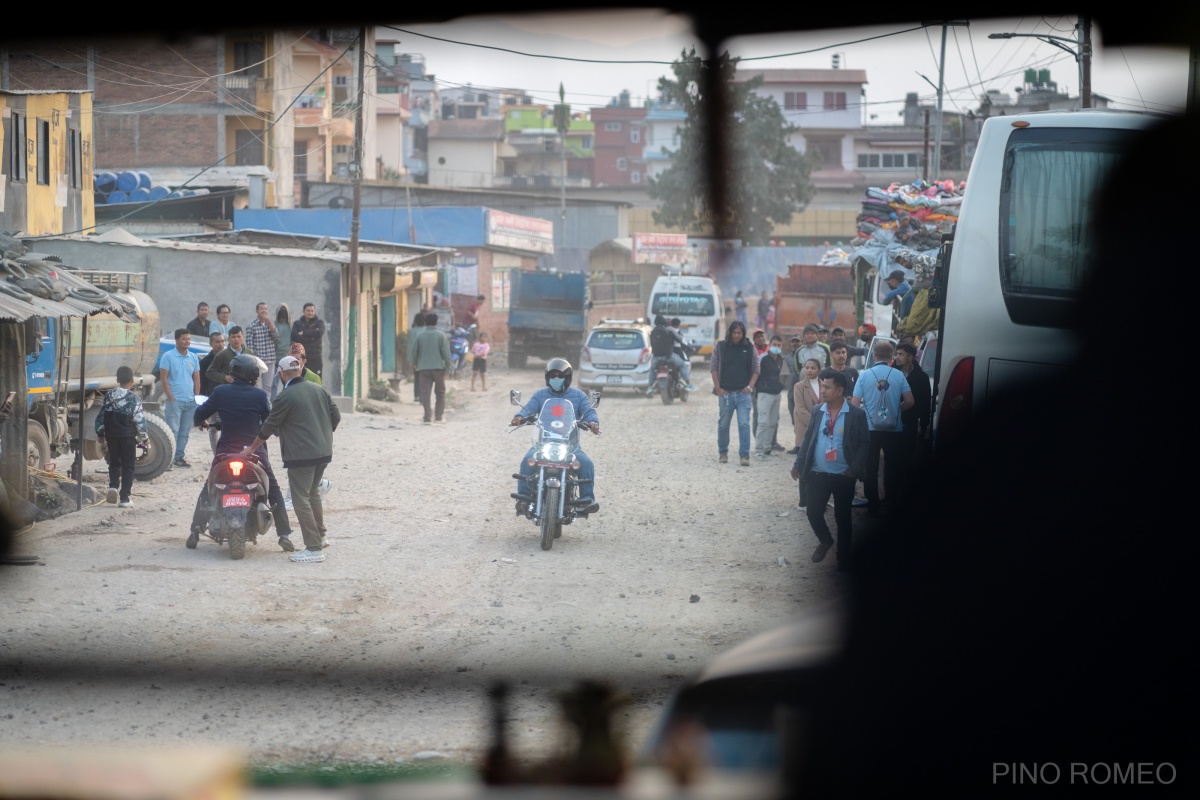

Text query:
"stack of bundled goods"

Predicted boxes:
[[852, 179, 965, 247]]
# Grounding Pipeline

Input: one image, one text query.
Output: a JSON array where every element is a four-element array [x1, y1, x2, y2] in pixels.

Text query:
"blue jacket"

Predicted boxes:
[[518, 386, 599, 426]]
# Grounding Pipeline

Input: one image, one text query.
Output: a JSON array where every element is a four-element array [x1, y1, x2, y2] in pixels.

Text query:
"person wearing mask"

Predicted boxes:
[[510, 359, 600, 514], [753, 335, 786, 458]]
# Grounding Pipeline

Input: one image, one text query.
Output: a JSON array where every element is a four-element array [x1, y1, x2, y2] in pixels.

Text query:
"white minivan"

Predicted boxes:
[[646, 268, 724, 357], [933, 110, 1160, 450]]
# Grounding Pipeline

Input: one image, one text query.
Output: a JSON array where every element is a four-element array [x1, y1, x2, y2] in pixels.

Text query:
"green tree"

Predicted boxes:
[[648, 49, 817, 245]]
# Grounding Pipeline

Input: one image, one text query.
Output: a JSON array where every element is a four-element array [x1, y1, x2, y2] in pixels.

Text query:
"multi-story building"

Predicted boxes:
[[426, 118, 510, 188], [1, 29, 378, 210], [496, 106, 593, 189], [0, 90, 93, 236], [642, 99, 686, 182], [591, 94, 647, 188]]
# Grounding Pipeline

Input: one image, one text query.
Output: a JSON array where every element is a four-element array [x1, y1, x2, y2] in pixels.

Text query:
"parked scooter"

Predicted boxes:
[[449, 325, 474, 379], [199, 452, 273, 560], [509, 388, 602, 551]]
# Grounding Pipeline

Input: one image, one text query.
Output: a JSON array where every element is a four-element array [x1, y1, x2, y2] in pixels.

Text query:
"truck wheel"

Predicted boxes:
[[510, 351, 528, 369], [134, 414, 176, 481], [27, 422, 52, 470]]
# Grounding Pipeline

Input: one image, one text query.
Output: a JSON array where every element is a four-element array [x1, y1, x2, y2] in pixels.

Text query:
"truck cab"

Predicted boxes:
[[506, 270, 590, 370]]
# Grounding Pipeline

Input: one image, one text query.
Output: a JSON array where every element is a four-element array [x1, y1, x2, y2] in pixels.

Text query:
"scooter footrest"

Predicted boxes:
[[512, 474, 529, 481]]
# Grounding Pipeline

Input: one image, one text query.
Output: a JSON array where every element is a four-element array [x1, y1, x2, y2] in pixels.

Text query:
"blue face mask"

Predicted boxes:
[[548, 377, 566, 392], [769, 346, 781, 355]]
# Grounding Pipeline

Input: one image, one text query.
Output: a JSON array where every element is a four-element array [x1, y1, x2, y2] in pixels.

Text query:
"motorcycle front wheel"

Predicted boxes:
[[540, 486, 561, 551]]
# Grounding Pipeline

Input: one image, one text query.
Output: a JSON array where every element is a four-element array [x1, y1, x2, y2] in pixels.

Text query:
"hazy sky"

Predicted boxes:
[[381, 12, 1188, 122]]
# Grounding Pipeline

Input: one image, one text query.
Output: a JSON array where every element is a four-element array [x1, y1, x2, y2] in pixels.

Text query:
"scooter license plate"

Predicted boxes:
[[222, 494, 251, 508]]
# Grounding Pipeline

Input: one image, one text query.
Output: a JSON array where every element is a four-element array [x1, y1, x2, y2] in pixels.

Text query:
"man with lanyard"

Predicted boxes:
[[187, 354, 295, 553], [791, 369, 869, 571], [710, 320, 759, 466], [851, 339, 914, 518]]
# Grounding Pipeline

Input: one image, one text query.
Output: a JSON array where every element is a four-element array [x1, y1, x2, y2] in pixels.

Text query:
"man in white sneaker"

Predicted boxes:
[[238, 356, 340, 562]]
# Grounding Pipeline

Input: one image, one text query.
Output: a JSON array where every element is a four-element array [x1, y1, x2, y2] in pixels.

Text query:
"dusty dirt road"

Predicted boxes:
[[0, 359, 848, 768]]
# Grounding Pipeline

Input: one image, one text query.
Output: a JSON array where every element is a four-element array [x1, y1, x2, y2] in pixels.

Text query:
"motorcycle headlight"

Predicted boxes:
[[538, 443, 569, 461]]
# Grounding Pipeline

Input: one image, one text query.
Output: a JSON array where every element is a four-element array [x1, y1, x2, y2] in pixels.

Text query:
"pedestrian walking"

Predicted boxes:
[[158, 328, 201, 468], [95, 365, 147, 508], [237, 355, 341, 563], [408, 311, 451, 424], [734, 291, 748, 326], [710, 320, 759, 466], [470, 332, 490, 391], [851, 339, 914, 518], [290, 303, 326, 377], [753, 335, 786, 458], [791, 369, 869, 571], [409, 309, 426, 402], [245, 302, 280, 366]]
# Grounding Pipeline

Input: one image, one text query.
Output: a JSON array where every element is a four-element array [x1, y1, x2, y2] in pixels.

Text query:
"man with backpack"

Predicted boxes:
[[851, 339, 914, 518]]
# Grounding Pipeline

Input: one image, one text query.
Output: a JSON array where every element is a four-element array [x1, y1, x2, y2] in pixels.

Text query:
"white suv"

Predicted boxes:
[[578, 319, 654, 392]]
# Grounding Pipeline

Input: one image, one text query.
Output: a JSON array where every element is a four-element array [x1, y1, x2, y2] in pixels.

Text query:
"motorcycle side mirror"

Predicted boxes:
[[510, 389, 522, 407], [589, 390, 602, 407]]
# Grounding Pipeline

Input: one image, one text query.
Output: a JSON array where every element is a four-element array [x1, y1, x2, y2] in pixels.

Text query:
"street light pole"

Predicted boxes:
[[989, 18, 1092, 109]]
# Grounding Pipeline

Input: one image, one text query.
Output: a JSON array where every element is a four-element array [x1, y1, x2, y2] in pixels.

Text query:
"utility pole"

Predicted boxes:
[[1079, 16, 1092, 108], [922, 108, 931, 183], [554, 83, 570, 254], [932, 24, 947, 181], [343, 27, 366, 403]]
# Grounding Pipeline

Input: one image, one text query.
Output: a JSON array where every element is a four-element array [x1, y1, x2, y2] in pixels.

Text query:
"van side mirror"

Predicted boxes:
[[510, 390, 522, 407], [589, 390, 602, 407]]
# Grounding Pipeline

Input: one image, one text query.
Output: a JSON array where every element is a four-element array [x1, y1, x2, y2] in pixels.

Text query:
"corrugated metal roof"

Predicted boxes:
[[0, 253, 134, 323]]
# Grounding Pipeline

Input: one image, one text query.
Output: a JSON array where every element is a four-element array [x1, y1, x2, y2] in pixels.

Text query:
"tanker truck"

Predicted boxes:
[[25, 270, 176, 481]]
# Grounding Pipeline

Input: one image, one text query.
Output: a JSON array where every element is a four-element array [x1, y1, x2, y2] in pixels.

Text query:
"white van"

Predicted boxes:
[[933, 110, 1159, 449], [646, 268, 724, 356]]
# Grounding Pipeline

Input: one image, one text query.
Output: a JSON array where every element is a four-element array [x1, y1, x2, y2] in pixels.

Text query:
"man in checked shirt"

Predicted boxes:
[[245, 302, 280, 363]]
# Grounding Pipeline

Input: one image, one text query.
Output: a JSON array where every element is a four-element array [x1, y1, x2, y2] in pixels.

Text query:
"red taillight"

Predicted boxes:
[[638, 347, 650, 365], [229, 460, 244, 477], [935, 357, 974, 455], [581, 346, 591, 364]]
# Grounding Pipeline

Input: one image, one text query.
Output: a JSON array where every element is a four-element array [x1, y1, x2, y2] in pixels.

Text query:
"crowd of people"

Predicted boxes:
[[710, 318, 932, 573]]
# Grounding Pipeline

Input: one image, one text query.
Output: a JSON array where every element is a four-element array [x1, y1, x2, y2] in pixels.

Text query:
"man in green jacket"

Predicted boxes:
[[238, 355, 341, 563], [407, 311, 451, 424], [206, 326, 256, 387]]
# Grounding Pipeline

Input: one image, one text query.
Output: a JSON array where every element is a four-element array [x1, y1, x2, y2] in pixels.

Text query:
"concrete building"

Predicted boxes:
[[426, 118, 511, 188], [0, 90, 93, 236], [591, 98, 647, 188], [1, 29, 379, 210]]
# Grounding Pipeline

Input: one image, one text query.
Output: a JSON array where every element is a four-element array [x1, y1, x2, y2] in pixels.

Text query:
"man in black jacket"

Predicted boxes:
[[291, 303, 326, 377], [893, 342, 931, 476], [791, 369, 868, 571]]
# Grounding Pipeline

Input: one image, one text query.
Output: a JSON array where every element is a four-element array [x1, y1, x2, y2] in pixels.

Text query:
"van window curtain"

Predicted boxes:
[[1004, 146, 1121, 297]]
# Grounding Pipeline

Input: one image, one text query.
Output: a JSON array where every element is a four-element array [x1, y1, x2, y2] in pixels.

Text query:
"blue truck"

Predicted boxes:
[[505, 270, 590, 370], [25, 273, 178, 481]]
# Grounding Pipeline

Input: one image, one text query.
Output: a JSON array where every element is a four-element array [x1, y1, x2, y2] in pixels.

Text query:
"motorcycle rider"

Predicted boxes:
[[186, 353, 295, 552], [510, 358, 600, 514], [648, 315, 695, 394], [669, 317, 697, 391]]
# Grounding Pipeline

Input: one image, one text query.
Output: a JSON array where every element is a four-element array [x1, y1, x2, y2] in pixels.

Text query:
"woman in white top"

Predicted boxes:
[[792, 357, 823, 450]]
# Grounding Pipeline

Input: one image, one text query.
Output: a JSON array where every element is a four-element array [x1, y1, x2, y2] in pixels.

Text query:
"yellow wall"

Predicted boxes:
[[4, 93, 93, 236]]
